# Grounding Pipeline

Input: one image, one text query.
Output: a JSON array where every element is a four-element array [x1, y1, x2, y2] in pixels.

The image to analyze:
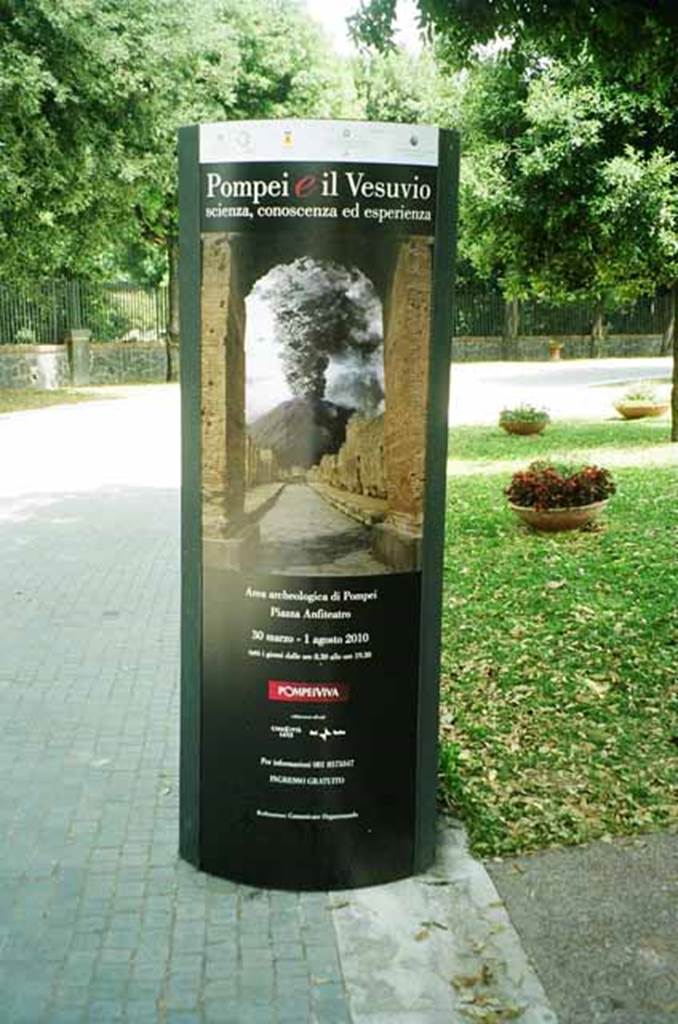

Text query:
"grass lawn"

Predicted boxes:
[[0, 388, 104, 414], [441, 418, 677, 857]]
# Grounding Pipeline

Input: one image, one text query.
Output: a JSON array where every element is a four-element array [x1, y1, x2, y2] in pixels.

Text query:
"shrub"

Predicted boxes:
[[616, 382, 658, 404], [14, 325, 37, 344], [86, 296, 132, 342], [499, 404, 550, 425], [505, 461, 616, 510]]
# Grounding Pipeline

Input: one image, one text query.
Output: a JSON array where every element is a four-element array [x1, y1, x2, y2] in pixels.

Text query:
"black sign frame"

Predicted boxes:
[[179, 120, 459, 889]]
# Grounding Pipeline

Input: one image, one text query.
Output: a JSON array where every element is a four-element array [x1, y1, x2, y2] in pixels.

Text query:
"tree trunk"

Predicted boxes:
[[662, 286, 675, 356], [166, 238, 180, 382], [671, 281, 677, 442], [590, 302, 606, 358], [502, 297, 520, 360]]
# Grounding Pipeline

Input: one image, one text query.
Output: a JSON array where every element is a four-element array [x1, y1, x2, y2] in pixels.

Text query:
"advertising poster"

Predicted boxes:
[[179, 120, 458, 889]]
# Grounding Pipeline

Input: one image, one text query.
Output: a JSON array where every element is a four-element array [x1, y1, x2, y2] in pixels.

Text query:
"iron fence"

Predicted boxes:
[[0, 280, 169, 344], [453, 286, 672, 337], [453, 285, 506, 337], [0, 278, 670, 345]]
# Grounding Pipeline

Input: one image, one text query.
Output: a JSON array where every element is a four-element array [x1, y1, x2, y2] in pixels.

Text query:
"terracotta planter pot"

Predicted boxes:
[[500, 420, 547, 435], [508, 499, 609, 532], [615, 402, 669, 420]]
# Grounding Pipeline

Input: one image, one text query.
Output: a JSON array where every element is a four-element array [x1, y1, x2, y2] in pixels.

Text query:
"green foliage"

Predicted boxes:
[[13, 326, 37, 345], [505, 461, 616, 509], [0, 0, 169, 280], [354, 0, 678, 324], [352, 47, 461, 127], [218, 0, 355, 121], [617, 382, 660, 403], [82, 293, 131, 343], [441, 421, 678, 855], [498, 404, 549, 425], [131, 0, 357, 248], [353, 0, 678, 84], [349, 0, 399, 52], [592, 147, 678, 298], [457, 52, 678, 304], [0, 0, 357, 284]]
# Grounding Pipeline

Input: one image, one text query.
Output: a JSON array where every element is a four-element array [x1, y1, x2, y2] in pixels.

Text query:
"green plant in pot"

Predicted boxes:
[[505, 460, 616, 531], [499, 404, 550, 435], [614, 382, 669, 420]]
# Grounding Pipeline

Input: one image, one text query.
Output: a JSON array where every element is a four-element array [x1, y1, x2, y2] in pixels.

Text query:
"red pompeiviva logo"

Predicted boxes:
[[268, 681, 350, 703]]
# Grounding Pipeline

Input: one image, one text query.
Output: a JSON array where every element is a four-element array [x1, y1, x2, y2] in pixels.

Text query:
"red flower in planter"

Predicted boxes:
[[505, 461, 616, 511]]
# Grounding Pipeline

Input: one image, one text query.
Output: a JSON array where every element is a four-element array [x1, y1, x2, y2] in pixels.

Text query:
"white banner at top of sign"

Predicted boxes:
[[199, 120, 439, 167]]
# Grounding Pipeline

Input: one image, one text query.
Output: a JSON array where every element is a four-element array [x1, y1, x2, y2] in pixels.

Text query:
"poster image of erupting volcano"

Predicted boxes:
[[199, 131, 438, 577]]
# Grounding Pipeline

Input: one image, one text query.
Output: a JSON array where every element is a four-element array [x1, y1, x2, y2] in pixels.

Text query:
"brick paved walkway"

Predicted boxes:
[[0, 392, 352, 1024], [0, 388, 560, 1024]]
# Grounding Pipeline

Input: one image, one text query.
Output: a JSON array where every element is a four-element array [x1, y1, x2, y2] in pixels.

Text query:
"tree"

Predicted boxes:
[[459, 54, 677, 295], [352, 0, 678, 437], [458, 48, 677, 434], [353, 47, 460, 126], [0, 0, 356, 291], [129, 0, 358, 347], [0, 0, 187, 283], [351, 0, 678, 77]]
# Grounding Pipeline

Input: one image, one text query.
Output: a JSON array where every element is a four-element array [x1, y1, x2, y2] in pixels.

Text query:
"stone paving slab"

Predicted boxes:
[[333, 824, 556, 1024], [0, 391, 352, 1023], [251, 481, 389, 575]]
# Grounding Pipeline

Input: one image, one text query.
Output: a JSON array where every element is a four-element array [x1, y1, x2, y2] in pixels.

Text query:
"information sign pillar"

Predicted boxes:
[[179, 120, 458, 889]]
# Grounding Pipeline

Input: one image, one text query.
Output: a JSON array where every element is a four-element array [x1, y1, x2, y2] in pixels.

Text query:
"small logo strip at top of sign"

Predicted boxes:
[[199, 120, 439, 167], [268, 681, 350, 703]]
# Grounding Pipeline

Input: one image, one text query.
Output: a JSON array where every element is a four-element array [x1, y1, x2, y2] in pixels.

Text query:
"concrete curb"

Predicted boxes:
[[331, 820, 558, 1023]]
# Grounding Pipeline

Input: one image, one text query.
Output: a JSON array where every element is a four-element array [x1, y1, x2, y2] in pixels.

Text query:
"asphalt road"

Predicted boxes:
[[449, 356, 672, 424], [488, 835, 678, 1024]]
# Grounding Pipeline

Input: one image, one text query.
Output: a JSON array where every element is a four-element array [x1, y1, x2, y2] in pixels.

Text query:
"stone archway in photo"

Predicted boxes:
[[200, 230, 433, 569]]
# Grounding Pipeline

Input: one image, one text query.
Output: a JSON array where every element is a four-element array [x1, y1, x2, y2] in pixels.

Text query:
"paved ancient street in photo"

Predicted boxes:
[[252, 483, 388, 576]]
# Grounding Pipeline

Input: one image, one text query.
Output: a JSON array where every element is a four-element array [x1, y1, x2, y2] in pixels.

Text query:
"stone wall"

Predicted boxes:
[[200, 234, 248, 529], [246, 435, 280, 487], [90, 342, 176, 384], [0, 346, 71, 388], [452, 334, 667, 362], [382, 238, 432, 532], [310, 414, 386, 499], [0, 342, 177, 388], [0, 333, 666, 390]]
